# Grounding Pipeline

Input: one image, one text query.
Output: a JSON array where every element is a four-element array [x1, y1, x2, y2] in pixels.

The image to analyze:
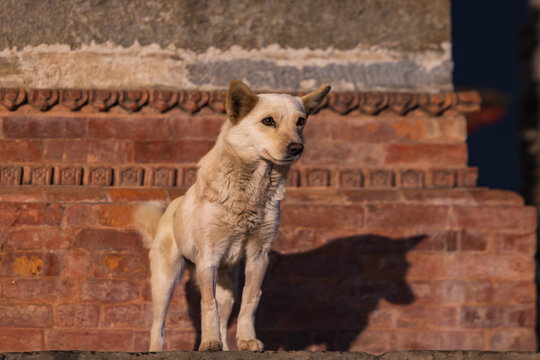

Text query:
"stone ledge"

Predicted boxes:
[[1, 351, 539, 360]]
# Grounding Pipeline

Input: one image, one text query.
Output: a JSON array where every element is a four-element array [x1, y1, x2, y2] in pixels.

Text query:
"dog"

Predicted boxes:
[[134, 80, 331, 352]]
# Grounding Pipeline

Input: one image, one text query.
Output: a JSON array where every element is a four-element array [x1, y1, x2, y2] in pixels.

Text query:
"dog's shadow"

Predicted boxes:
[[185, 234, 424, 351]]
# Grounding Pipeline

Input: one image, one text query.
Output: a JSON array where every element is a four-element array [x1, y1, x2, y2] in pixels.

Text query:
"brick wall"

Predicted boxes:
[[0, 89, 536, 353]]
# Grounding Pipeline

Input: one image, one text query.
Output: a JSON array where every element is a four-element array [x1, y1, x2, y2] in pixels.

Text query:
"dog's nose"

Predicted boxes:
[[287, 142, 304, 156]]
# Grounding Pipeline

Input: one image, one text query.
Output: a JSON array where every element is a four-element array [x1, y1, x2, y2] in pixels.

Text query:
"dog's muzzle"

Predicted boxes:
[[287, 142, 304, 157]]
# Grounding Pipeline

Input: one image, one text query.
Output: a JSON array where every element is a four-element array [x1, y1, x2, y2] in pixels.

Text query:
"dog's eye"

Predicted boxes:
[[297, 117, 306, 127], [261, 117, 276, 127]]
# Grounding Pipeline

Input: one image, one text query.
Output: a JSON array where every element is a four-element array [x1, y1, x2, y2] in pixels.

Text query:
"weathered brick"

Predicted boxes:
[[75, 229, 143, 251], [300, 142, 385, 166], [394, 306, 457, 328], [408, 281, 465, 304], [460, 231, 489, 251], [385, 144, 467, 167], [470, 188, 524, 205], [2, 278, 76, 301], [80, 279, 140, 303], [102, 304, 152, 328], [64, 204, 100, 226], [388, 330, 485, 351], [61, 248, 89, 278], [342, 189, 402, 203], [463, 281, 536, 304], [0, 140, 41, 162], [452, 205, 537, 231], [98, 203, 137, 228], [92, 252, 149, 278], [348, 330, 390, 354], [43, 139, 88, 162], [0, 304, 52, 327], [45, 329, 132, 351], [8, 227, 71, 249], [54, 304, 100, 328], [461, 305, 535, 328], [0, 328, 43, 352], [0, 203, 63, 226], [87, 140, 133, 163], [7, 253, 61, 277], [88, 116, 170, 140], [134, 140, 213, 163], [366, 204, 449, 230], [0, 188, 43, 202], [3, 116, 86, 138], [107, 188, 168, 202], [489, 328, 537, 351], [492, 232, 536, 253], [273, 227, 317, 254], [281, 204, 364, 229], [164, 330, 198, 350], [165, 304, 195, 329], [401, 188, 473, 205], [168, 114, 224, 139]]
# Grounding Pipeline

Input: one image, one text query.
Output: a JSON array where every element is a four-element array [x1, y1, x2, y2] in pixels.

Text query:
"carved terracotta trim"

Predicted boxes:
[[0, 165, 478, 188], [0, 88, 481, 116]]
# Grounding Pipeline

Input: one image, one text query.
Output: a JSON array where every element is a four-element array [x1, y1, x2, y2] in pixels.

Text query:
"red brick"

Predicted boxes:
[[43, 139, 88, 162], [300, 142, 385, 166], [75, 229, 143, 251], [470, 189, 524, 205], [64, 204, 100, 226], [0, 328, 43, 352], [406, 253, 535, 281], [107, 188, 168, 202], [0, 187, 43, 202], [460, 231, 489, 251], [388, 330, 485, 351], [87, 140, 133, 163], [62, 248, 89, 278], [385, 144, 467, 166], [88, 116, 170, 140], [452, 205, 537, 231], [3, 278, 76, 301], [98, 203, 137, 228], [281, 204, 364, 229], [132, 331, 151, 352], [366, 204, 449, 230], [92, 252, 149, 278], [274, 227, 317, 254], [409, 281, 465, 304], [492, 232, 536, 253], [401, 188, 473, 205], [45, 329, 132, 351], [3, 116, 86, 138], [6, 253, 61, 277], [284, 187, 348, 204], [168, 114, 224, 139], [54, 304, 100, 327], [393, 306, 457, 328], [102, 304, 152, 328], [0, 304, 52, 327], [134, 140, 214, 163], [0, 203, 63, 226], [80, 279, 141, 303], [463, 281, 536, 304], [349, 330, 390, 354], [342, 189, 402, 203], [490, 328, 536, 351], [165, 304, 194, 329], [0, 140, 41, 162], [164, 330, 198, 350], [8, 227, 71, 249], [461, 305, 535, 328], [142, 276, 188, 305]]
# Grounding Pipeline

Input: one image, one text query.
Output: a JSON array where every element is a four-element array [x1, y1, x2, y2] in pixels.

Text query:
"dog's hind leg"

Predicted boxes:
[[149, 234, 185, 351], [216, 269, 237, 350]]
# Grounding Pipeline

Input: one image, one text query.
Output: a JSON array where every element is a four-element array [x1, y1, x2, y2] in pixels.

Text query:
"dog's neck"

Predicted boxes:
[[194, 133, 290, 208]]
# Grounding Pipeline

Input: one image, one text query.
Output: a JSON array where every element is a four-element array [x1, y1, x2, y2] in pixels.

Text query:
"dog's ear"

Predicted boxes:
[[226, 80, 259, 124], [301, 84, 331, 116]]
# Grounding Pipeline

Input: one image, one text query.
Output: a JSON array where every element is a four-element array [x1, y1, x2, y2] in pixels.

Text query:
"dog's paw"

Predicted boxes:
[[199, 339, 223, 351], [237, 338, 264, 352]]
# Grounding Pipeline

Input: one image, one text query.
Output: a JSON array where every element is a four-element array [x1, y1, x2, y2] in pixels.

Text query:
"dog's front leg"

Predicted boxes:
[[236, 246, 269, 351], [197, 265, 223, 351]]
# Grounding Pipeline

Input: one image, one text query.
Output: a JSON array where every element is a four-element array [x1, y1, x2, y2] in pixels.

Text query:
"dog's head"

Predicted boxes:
[[223, 81, 331, 165]]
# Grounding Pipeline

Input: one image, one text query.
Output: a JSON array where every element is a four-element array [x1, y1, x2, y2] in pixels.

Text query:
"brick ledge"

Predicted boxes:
[[0, 88, 481, 116]]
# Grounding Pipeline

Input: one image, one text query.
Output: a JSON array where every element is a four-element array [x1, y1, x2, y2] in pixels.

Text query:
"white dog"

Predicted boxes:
[[134, 80, 331, 351]]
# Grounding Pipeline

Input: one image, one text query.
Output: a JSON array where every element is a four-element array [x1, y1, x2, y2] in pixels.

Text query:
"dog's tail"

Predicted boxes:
[[133, 202, 165, 249]]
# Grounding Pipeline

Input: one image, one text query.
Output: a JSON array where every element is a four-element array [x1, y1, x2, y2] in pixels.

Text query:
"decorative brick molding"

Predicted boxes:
[[0, 164, 478, 188], [0, 88, 481, 116]]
